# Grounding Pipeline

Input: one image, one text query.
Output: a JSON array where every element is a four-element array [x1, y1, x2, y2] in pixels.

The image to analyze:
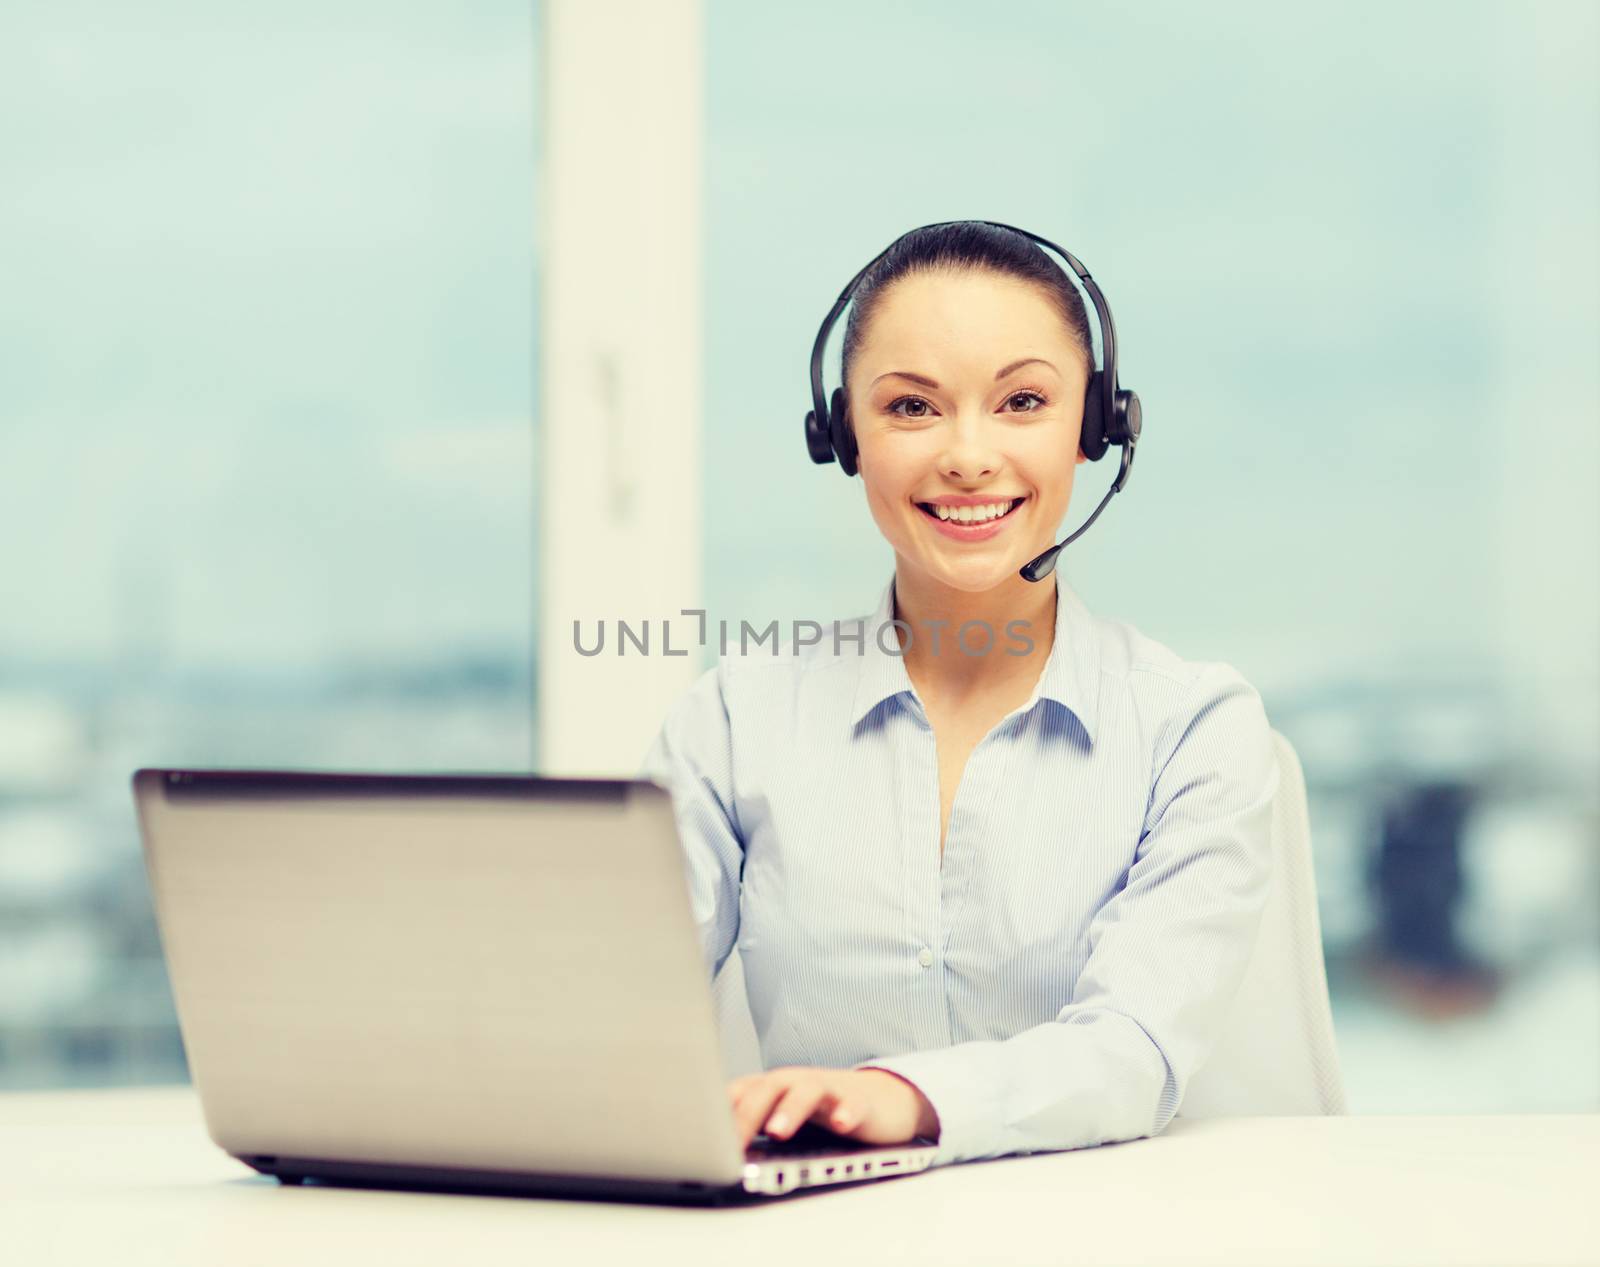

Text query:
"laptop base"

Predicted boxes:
[[240, 1152, 759, 1206]]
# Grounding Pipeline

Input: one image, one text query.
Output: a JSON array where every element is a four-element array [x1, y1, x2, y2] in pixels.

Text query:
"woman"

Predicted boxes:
[[641, 221, 1279, 1169]]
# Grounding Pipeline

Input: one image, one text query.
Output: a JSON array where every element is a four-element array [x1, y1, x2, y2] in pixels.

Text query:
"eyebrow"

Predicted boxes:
[[870, 357, 1057, 390]]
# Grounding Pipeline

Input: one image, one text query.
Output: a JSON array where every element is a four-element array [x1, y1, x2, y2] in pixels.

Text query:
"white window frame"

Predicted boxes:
[[537, 0, 704, 774]]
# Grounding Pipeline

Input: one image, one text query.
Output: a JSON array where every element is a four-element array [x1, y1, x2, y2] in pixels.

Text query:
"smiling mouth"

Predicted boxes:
[[915, 496, 1027, 525]]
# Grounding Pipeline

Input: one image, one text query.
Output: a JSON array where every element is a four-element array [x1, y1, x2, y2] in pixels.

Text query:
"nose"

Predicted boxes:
[[937, 412, 1002, 482]]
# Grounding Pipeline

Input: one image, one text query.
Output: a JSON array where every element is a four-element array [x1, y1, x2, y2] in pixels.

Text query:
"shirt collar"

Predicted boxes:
[[847, 571, 1099, 744]]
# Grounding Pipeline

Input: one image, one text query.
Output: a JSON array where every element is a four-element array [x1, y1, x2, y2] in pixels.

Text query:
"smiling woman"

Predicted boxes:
[[852, 264, 1087, 593], [642, 220, 1284, 1169], [807, 221, 1142, 587]]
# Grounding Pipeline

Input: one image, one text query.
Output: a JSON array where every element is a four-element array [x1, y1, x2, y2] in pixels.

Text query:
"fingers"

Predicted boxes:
[[824, 1097, 860, 1135], [731, 1076, 791, 1148], [726, 1069, 854, 1148], [765, 1084, 839, 1141]]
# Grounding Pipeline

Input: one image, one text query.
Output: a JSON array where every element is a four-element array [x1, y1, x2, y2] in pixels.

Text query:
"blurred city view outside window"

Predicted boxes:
[[0, 2, 539, 1088]]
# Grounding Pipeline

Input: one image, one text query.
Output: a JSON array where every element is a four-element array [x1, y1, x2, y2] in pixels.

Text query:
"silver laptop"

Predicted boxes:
[[130, 768, 938, 1204]]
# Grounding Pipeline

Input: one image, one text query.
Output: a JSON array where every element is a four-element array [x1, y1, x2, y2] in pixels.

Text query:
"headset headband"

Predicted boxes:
[[808, 219, 1120, 447]]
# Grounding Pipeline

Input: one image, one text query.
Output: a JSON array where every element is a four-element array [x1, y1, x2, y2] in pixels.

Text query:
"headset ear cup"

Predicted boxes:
[[829, 386, 858, 476], [1112, 389, 1142, 447], [1080, 371, 1109, 461], [805, 406, 836, 464]]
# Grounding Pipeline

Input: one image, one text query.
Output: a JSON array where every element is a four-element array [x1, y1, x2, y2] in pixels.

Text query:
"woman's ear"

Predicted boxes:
[[1076, 448, 1088, 465]]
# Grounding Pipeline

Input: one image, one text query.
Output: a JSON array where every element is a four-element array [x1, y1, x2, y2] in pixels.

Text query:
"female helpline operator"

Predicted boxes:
[[641, 221, 1280, 1170]]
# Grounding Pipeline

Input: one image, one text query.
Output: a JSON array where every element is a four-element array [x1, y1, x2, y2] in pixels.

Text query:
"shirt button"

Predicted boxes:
[[917, 947, 934, 968]]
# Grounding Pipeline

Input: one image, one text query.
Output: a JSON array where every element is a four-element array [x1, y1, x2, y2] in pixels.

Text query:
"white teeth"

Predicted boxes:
[[934, 500, 1015, 523]]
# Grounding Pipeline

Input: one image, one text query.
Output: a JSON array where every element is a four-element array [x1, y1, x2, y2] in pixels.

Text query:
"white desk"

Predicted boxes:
[[6, 1087, 1596, 1267]]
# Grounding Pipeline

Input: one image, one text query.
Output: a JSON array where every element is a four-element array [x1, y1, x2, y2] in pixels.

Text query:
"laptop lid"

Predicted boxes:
[[131, 768, 747, 1188]]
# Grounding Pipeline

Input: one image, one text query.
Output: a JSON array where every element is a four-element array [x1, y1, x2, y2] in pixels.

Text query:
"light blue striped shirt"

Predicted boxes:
[[639, 571, 1279, 1168]]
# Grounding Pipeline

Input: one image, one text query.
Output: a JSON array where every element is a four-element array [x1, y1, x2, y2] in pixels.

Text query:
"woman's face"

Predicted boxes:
[[846, 267, 1089, 594]]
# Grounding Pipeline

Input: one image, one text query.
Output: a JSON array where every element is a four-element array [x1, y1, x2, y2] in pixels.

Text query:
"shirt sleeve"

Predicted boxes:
[[853, 662, 1280, 1167], [638, 658, 747, 983]]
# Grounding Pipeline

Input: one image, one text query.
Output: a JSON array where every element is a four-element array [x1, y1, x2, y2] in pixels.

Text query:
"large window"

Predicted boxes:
[[6, 0, 1596, 1114], [0, 2, 538, 1088]]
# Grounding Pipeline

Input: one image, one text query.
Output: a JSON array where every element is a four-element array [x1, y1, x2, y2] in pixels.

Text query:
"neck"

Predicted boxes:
[[890, 560, 1058, 697]]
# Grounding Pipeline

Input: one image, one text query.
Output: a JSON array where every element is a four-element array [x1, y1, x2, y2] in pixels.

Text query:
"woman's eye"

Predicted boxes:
[[888, 396, 933, 418], [887, 391, 1045, 417]]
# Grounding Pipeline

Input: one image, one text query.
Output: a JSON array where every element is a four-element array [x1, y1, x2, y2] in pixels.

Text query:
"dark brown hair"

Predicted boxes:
[[839, 221, 1095, 406]]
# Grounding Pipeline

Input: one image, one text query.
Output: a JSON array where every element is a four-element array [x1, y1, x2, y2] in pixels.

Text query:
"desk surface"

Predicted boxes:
[[6, 1087, 1597, 1267]]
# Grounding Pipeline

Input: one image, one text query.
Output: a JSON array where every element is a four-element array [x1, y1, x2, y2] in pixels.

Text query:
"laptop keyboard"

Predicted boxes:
[[745, 1121, 929, 1161], [746, 1136, 865, 1162]]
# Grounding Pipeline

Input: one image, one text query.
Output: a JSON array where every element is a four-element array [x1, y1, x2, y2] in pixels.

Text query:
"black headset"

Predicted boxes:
[[803, 219, 1142, 582]]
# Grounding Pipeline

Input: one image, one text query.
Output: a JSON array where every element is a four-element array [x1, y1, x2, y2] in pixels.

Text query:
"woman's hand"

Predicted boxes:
[[727, 1066, 940, 1149]]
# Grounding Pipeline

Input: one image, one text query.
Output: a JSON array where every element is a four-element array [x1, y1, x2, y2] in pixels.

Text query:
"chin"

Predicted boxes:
[[904, 551, 1026, 594]]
